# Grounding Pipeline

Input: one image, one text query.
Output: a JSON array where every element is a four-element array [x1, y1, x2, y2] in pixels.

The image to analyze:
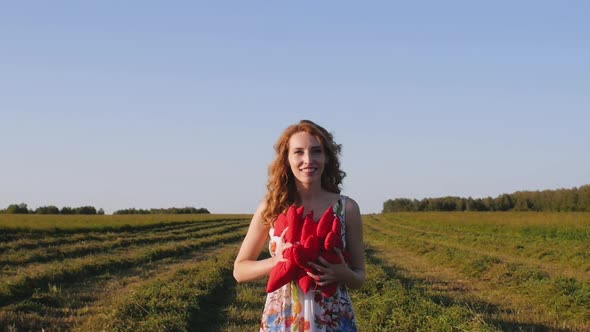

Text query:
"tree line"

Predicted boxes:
[[383, 184, 590, 212], [113, 207, 210, 214], [0, 204, 104, 215], [0, 204, 210, 215]]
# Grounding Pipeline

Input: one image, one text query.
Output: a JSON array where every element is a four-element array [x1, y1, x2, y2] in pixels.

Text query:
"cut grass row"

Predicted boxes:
[[78, 246, 239, 332], [0, 244, 241, 331], [0, 222, 246, 267], [373, 216, 590, 278], [220, 278, 267, 331], [352, 247, 498, 331], [384, 212, 590, 228], [0, 214, 251, 232], [0, 219, 245, 253], [382, 212, 590, 253], [0, 226, 247, 307], [365, 216, 590, 330], [379, 213, 590, 272]]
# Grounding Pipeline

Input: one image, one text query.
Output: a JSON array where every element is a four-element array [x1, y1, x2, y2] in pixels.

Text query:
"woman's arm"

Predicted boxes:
[[339, 197, 366, 289], [233, 201, 281, 283], [308, 197, 366, 289]]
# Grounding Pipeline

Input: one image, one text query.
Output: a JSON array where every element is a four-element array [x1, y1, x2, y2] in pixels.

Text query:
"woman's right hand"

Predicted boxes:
[[273, 227, 292, 265]]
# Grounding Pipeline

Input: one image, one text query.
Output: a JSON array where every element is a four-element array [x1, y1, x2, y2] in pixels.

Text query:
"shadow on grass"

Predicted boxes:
[[185, 262, 239, 332], [364, 247, 568, 332], [186, 251, 271, 331]]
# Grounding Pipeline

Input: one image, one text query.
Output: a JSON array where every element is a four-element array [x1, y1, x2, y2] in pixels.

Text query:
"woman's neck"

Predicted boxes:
[[294, 181, 324, 203]]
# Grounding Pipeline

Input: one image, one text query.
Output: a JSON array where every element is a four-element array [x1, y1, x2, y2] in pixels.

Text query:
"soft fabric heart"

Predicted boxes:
[[267, 205, 351, 297]]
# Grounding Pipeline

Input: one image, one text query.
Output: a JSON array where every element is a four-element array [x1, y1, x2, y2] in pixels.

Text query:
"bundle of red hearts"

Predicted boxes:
[[267, 205, 351, 297]]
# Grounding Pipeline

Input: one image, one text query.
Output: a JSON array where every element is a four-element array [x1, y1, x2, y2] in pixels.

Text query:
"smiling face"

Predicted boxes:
[[287, 131, 326, 186]]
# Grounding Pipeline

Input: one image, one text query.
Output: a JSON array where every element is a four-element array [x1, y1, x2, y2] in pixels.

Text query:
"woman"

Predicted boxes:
[[233, 120, 366, 331]]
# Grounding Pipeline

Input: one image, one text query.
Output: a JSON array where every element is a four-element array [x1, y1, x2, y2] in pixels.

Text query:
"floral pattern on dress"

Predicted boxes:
[[261, 196, 358, 332]]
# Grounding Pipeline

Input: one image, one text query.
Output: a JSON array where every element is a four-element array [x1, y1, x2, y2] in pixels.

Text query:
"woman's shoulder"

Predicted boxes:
[[254, 199, 268, 214], [340, 194, 361, 217], [250, 199, 270, 228]]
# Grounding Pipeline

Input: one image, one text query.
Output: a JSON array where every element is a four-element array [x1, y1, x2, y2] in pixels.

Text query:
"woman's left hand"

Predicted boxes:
[[307, 248, 349, 286]]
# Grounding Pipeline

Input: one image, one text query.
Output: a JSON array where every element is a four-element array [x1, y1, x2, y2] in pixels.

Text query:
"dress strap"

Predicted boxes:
[[336, 195, 347, 248]]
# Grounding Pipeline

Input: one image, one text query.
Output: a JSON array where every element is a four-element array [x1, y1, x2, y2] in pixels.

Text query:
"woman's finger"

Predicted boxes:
[[317, 279, 335, 287], [334, 248, 345, 264], [280, 227, 289, 240], [317, 256, 331, 266], [308, 262, 324, 272]]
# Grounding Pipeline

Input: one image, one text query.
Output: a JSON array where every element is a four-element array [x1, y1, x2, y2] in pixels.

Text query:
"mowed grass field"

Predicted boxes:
[[1, 212, 589, 331]]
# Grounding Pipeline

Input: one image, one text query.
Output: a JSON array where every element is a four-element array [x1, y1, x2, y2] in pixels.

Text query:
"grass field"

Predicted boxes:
[[1, 212, 589, 331]]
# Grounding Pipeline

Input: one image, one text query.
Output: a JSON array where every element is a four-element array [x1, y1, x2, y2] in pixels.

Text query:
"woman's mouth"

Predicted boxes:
[[300, 167, 318, 175]]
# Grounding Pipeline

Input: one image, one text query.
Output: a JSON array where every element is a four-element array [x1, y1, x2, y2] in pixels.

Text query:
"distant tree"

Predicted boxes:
[[114, 208, 149, 214], [562, 189, 578, 211], [114, 206, 210, 215], [6, 203, 29, 214], [440, 197, 458, 211], [35, 205, 60, 214], [577, 185, 590, 212], [482, 197, 494, 211], [465, 197, 475, 211], [495, 194, 514, 211], [456, 199, 466, 211], [513, 195, 532, 211], [97, 208, 105, 215], [60, 206, 73, 214], [74, 206, 97, 215], [383, 200, 393, 213], [6, 204, 18, 214]]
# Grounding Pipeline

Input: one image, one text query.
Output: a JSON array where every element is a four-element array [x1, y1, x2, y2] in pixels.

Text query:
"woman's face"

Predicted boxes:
[[287, 131, 326, 185]]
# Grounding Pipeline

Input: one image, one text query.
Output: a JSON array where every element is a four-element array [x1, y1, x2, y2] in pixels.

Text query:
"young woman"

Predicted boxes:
[[233, 120, 365, 331]]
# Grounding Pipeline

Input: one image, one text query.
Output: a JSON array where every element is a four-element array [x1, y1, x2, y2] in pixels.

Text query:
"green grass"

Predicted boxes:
[[0, 221, 245, 266], [376, 212, 590, 274], [0, 213, 251, 231], [351, 248, 497, 331], [0, 226, 247, 307], [86, 248, 238, 332], [365, 212, 590, 330], [2, 212, 590, 331]]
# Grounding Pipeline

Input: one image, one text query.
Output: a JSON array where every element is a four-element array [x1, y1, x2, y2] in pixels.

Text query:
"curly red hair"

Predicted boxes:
[[262, 120, 346, 226]]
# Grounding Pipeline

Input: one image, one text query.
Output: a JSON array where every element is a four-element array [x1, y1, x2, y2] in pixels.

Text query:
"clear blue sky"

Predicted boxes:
[[1, 1, 589, 214]]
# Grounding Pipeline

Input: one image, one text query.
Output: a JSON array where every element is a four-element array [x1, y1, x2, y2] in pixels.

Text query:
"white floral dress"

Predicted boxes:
[[261, 195, 358, 332]]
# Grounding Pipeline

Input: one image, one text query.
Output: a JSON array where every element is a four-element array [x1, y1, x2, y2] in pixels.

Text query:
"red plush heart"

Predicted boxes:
[[267, 206, 305, 293], [331, 215, 342, 237], [291, 236, 320, 269], [267, 204, 353, 298], [319, 250, 342, 265], [266, 253, 299, 293], [324, 231, 342, 251], [298, 274, 315, 294], [300, 212, 316, 241], [316, 207, 334, 240], [285, 205, 304, 243], [272, 213, 288, 236]]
